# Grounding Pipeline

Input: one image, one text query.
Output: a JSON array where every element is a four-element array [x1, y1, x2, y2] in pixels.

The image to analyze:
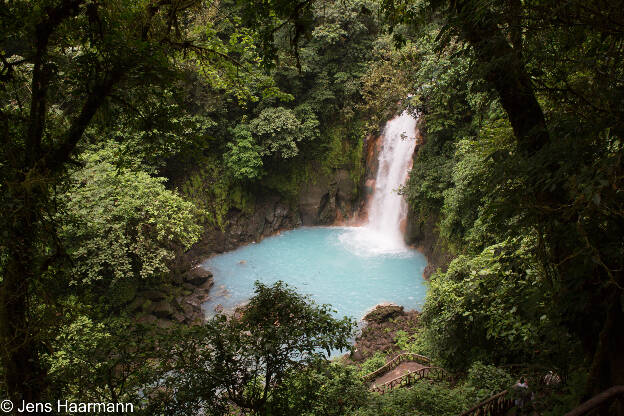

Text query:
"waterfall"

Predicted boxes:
[[367, 110, 418, 244], [339, 110, 418, 256]]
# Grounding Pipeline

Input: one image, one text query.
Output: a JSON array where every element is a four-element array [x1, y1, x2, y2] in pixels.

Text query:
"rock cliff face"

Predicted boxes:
[[182, 166, 362, 264], [403, 130, 452, 279], [405, 210, 452, 279], [299, 167, 358, 226]]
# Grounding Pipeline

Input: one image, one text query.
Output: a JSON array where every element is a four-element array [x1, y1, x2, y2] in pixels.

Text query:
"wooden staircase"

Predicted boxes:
[[363, 353, 452, 394], [370, 365, 453, 394], [362, 353, 432, 383]]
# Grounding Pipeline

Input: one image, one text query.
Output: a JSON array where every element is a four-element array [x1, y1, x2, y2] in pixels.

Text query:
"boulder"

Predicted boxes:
[[184, 266, 213, 286], [363, 304, 405, 324], [152, 301, 175, 319], [185, 297, 200, 307], [351, 348, 364, 361], [198, 280, 214, 293], [181, 302, 197, 317], [172, 312, 186, 323]]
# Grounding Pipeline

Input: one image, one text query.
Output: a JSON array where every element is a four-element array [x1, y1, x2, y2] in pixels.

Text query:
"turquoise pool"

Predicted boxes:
[[201, 227, 427, 321]]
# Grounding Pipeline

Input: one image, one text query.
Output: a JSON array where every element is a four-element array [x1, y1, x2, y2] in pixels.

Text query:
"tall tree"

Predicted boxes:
[[0, 0, 312, 403]]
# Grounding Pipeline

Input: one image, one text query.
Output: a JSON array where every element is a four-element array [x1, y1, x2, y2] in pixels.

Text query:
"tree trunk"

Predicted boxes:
[[455, 8, 549, 155], [0, 186, 47, 403], [565, 385, 624, 416]]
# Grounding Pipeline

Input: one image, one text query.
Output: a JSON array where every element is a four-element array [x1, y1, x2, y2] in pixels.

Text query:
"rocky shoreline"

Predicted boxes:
[[130, 266, 214, 328]]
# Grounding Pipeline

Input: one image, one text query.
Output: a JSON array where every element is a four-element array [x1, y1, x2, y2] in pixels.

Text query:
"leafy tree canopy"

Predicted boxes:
[[58, 147, 203, 286]]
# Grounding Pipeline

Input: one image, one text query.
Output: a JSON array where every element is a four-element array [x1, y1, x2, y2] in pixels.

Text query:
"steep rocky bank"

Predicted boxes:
[[404, 129, 453, 279], [131, 265, 215, 328], [405, 210, 452, 279]]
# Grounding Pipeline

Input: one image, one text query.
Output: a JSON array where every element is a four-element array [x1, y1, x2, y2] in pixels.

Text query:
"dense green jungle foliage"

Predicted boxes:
[[393, 0, 624, 396], [1, 0, 623, 414]]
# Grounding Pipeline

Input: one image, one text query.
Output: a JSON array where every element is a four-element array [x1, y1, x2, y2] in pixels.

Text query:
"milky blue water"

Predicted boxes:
[[201, 227, 428, 321]]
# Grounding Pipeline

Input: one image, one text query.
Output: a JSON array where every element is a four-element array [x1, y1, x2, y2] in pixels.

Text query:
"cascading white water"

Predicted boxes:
[[339, 110, 418, 256], [367, 111, 418, 243]]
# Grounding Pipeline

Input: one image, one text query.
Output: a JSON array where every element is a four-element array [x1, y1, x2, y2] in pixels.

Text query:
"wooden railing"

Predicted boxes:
[[458, 390, 513, 416], [455, 366, 562, 416], [370, 366, 453, 394], [457, 384, 624, 416], [362, 353, 431, 382]]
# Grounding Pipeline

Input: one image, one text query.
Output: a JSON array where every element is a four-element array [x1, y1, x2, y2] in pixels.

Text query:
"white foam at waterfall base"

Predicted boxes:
[[340, 110, 418, 257], [338, 227, 413, 257]]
